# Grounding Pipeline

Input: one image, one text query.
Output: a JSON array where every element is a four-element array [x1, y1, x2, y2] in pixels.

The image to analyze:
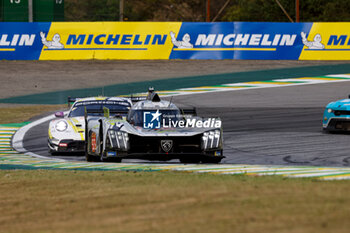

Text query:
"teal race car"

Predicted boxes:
[[323, 95, 350, 132]]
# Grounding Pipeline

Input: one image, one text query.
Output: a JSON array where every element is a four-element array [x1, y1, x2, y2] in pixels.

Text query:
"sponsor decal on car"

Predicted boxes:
[[91, 132, 96, 153], [107, 151, 117, 157], [160, 140, 173, 152], [143, 110, 162, 129], [59, 143, 68, 147], [143, 111, 221, 129]]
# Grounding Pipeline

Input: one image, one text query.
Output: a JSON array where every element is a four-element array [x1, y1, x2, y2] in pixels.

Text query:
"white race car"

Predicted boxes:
[[84, 89, 224, 163], [48, 97, 132, 154]]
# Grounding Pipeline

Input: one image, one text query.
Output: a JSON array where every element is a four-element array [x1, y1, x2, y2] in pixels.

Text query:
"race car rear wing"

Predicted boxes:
[[129, 96, 147, 103], [68, 96, 146, 108], [84, 107, 129, 118], [67, 97, 81, 108]]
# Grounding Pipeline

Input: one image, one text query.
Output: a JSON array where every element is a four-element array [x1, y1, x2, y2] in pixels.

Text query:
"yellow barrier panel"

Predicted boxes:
[[299, 23, 350, 60], [39, 22, 182, 60]]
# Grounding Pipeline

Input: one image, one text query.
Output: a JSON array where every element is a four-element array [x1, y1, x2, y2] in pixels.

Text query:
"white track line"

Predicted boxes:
[[12, 112, 68, 161], [326, 74, 350, 78]]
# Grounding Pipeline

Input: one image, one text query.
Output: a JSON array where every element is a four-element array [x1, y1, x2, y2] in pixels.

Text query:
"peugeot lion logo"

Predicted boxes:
[[161, 140, 173, 152]]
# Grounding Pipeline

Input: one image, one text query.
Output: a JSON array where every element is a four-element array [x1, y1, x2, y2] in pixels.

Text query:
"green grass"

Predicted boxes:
[[0, 170, 349, 233], [0, 105, 66, 124], [0, 105, 349, 233]]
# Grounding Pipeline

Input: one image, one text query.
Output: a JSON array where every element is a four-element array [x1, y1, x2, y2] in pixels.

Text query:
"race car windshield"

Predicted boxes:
[[69, 103, 130, 117], [128, 109, 181, 127]]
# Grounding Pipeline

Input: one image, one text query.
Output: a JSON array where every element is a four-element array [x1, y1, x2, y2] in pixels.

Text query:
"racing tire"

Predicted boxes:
[[179, 157, 201, 164], [85, 151, 100, 162], [106, 157, 122, 163], [323, 128, 336, 134], [201, 156, 222, 164], [49, 149, 58, 156], [322, 128, 330, 133]]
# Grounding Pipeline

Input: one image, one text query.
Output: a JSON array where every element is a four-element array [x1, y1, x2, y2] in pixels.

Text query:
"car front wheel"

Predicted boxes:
[[179, 157, 201, 164], [201, 156, 222, 164]]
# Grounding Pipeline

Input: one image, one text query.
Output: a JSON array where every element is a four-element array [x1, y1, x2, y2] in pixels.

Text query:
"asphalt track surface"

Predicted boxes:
[[23, 81, 350, 167]]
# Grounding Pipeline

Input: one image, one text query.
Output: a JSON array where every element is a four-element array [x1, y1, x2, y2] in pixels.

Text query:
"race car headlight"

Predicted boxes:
[[201, 130, 221, 150], [123, 132, 129, 141], [55, 121, 68, 132], [214, 130, 220, 138], [327, 108, 333, 113], [108, 130, 129, 151]]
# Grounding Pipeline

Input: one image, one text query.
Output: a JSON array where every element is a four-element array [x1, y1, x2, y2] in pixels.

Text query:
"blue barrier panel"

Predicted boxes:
[[169, 22, 313, 60], [0, 22, 50, 60]]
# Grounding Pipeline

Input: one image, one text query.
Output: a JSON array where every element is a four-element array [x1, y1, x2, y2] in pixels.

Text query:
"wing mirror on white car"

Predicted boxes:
[[55, 111, 64, 118]]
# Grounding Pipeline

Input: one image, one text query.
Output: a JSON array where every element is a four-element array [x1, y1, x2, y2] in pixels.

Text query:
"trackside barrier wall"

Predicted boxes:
[[0, 22, 349, 60]]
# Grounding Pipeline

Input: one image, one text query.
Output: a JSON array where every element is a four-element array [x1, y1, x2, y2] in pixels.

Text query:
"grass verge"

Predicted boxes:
[[0, 105, 349, 233], [0, 170, 349, 233], [0, 105, 66, 124]]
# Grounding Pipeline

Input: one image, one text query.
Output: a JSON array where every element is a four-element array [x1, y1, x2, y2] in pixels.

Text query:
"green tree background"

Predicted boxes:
[[64, 0, 350, 22]]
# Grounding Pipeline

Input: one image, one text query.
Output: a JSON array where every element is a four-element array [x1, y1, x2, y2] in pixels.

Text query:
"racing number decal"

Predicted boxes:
[[91, 132, 97, 153]]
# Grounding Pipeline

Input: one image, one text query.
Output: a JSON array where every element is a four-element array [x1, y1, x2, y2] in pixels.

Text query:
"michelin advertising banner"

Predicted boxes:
[[0, 22, 349, 60]]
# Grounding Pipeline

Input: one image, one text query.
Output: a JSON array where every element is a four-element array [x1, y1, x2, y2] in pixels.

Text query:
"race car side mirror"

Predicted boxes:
[[55, 111, 64, 118]]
